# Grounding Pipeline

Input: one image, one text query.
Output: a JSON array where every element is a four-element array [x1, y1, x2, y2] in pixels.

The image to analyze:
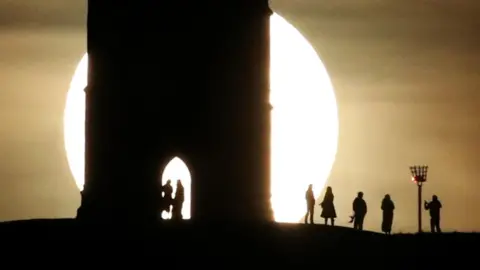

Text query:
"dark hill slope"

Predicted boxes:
[[0, 219, 477, 267]]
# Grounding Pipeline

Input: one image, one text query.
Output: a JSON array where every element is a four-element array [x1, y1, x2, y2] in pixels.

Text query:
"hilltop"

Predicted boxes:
[[0, 218, 477, 267]]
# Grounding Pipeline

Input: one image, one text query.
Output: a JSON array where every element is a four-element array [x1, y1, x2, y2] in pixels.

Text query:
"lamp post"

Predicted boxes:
[[409, 165, 428, 233]]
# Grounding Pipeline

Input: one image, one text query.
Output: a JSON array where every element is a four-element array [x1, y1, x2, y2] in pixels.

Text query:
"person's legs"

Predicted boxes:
[[310, 205, 314, 224], [304, 205, 309, 224], [171, 204, 177, 220], [353, 218, 359, 229], [435, 219, 441, 233], [165, 198, 172, 213], [178, 202, 184, 220], [172, 201, 183, 220], [305, 204, 314, 224], [330, 218, 335, 226], [358, 216, 364, 230], [430, 218, 435, 233]]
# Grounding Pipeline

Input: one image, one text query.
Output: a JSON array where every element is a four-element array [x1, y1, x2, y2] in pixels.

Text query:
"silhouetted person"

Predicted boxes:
[[304, 184, 315, 224], [381, 194, 395, 235], [351, 192, 367, 230], [424, 195, 442, 233], [162, 180, 173, 216], [172, 179, 185, 220], [320, 186, 336, 226]]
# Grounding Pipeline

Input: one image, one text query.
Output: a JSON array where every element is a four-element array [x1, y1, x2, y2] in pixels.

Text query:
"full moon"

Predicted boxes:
[[64, 13, 338, 223]]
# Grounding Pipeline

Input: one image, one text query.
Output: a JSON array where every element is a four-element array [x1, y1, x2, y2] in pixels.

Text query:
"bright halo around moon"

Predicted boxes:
[[63, 13, 338, 223]]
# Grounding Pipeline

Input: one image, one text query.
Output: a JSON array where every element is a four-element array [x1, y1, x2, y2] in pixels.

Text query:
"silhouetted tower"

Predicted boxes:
[[77, 1, 274, 225], [410, 165, 428, 233]]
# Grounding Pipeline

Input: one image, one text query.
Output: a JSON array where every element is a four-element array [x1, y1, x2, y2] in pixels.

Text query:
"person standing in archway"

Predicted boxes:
[[162, 179, 173, 218], [172, 179, 185, 220], [305, 184, 315, 224], [320, 186, 337, 226]]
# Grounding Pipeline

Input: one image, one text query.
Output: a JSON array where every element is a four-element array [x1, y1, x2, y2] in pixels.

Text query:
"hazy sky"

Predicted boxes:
[[1, 0, 479, 232]]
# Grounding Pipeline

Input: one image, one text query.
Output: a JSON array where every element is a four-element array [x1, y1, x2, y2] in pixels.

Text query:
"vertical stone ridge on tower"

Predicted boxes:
[[77, 1, 273, 225]]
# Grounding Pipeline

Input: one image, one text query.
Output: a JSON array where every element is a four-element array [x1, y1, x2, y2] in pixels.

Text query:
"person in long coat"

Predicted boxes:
[[381, 194, 395, 234], [320, 186, 337, 226], [172, 180, 185, 220]]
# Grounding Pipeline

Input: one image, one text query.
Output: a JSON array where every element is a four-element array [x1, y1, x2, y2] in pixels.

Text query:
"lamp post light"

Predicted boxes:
[[409, 165, 428, 233]]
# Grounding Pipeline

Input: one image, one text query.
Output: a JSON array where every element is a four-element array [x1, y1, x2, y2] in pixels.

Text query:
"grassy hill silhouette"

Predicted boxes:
[[0, 218, 477, 266]]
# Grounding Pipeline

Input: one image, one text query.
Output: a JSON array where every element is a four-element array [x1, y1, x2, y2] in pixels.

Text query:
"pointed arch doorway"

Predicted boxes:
[[160, 157, 192, 220]]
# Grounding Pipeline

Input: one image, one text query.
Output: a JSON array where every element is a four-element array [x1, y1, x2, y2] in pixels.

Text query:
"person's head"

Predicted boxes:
[[358, 191, 364, 198], [432, 195, 438, 201], [384, 194, 390, 200], [326, 186, 332, 194], [166, 179, 171, 185], [177, 179, 183, 187], [308, 184, 312, 190]]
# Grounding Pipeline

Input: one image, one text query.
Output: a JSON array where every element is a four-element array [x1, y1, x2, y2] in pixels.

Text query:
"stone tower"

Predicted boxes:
[[77, 1, 273, 225]]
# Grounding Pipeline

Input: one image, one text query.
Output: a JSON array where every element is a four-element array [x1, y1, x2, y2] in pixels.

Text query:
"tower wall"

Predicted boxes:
[[78, 1, 273, 224]]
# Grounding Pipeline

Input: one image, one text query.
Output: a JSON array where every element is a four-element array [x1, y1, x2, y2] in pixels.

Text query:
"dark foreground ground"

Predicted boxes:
[[0, 219, 478, 267]]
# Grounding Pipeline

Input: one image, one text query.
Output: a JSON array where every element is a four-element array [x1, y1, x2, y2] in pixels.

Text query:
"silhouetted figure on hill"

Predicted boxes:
[[424, 195, 442, 233], [381, 194, 395, 235], [305, 184, 315, 224], [172, 180, 185, 220], [162, 180, 173, 217], [351, 192, 367, 230], [320, 186, 336, 226]]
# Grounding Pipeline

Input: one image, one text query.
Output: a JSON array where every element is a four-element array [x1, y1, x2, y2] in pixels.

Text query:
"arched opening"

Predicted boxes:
[[160, 157, 192, 220]]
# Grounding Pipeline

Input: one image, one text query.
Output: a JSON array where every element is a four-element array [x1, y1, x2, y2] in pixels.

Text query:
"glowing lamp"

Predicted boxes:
[[409, 164, 429, 233], [409, 165, 428, 183], [412, 175, 426, 183]]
